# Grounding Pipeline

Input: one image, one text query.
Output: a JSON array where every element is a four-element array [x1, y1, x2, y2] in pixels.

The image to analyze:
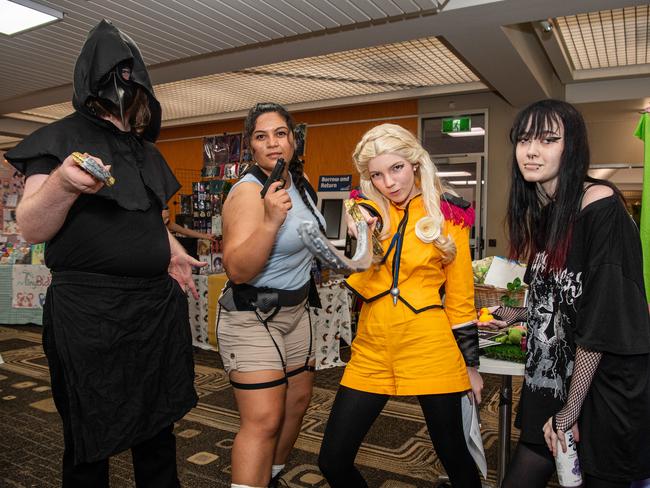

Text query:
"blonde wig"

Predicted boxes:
[[352, 123, 457, 263]]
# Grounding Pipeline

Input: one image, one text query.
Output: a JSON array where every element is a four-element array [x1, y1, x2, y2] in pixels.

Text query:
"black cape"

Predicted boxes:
[[5, 19, 177, 211]]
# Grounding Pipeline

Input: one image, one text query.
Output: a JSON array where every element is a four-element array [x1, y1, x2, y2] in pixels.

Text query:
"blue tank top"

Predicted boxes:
[[232, 173, 325, 290]]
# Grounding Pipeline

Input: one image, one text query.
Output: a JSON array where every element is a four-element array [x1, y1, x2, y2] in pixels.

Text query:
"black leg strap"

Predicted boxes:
[[286, 364, 316, 378], [255, 305, 287, 373], [230, 376, 288, 390]]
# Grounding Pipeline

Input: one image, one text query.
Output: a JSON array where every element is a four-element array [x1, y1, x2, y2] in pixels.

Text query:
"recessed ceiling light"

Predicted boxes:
[[437, 171, 472, 177], [0, 0, 64, 36], [449, 180, 477, 186]]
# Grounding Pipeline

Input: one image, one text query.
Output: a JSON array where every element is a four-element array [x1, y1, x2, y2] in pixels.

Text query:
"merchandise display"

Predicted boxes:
[[1, 160, 25, 255], [0, 164, 48, 263], [0, 160, 50, 324]]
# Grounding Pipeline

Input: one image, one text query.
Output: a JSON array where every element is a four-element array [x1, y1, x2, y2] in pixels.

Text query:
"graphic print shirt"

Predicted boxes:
[[516, 195, 650, 447]]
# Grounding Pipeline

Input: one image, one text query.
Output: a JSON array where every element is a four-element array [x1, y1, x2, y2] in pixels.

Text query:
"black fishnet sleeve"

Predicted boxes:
[[553, 346, 603, 432], [493, 306, 527, 325]]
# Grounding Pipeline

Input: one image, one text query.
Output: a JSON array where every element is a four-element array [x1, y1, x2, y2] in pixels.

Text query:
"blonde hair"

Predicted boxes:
[[352, 123, 456, 263]]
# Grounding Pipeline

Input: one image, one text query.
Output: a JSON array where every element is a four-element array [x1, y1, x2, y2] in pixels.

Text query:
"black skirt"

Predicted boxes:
[[43, 270, 197, 464]]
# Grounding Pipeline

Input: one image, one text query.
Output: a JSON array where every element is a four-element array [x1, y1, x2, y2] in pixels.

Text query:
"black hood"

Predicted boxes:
[[72, 19, 161, 142]]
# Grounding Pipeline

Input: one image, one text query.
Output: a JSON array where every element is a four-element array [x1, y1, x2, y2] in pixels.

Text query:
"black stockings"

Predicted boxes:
[[318, 385, 481, 488], [501, 441, 555, 488], [502, 441, 632, 488]]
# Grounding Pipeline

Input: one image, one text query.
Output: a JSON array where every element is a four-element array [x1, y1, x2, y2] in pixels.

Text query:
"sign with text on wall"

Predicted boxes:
[[318, 175, 352, 192]]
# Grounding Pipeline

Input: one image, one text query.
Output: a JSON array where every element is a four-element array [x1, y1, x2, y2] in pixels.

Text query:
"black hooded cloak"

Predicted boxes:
[[6, 19, 177, 211], [5, 19, 181, 276], [5, 20, 197, 464]]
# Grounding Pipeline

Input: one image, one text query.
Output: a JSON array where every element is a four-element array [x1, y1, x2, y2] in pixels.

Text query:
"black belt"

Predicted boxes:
[[219, 280, 311, 313]]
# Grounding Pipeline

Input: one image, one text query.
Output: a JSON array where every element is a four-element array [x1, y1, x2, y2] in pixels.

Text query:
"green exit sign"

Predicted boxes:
[[442, 117, 471, 133]]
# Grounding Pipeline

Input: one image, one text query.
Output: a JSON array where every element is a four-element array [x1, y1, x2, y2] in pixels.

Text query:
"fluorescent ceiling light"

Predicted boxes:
[[447, 127, 485, 137], [438, 171, 472, 177], [0, 0, 63, 36], [450, 180, 477, 186]]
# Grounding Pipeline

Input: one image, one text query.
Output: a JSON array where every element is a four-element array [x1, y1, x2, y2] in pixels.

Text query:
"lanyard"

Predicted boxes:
[[380, 202, 411, 305]]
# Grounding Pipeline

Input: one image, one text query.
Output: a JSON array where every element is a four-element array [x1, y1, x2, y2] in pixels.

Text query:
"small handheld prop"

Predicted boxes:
[[297, 199, 373, 274], [345, 199, 384, 257], [260, 158, 286, 198], [71, 152, 115, 187]]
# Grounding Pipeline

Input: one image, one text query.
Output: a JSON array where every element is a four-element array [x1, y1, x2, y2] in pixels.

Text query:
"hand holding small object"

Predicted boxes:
[[56, 152, 111, 194], [478, 307, 494, 322], [345, 200, 383, 256], [476, 305, 507, 330], [71, 152, 115, 186], [263, 181, 291, 229]]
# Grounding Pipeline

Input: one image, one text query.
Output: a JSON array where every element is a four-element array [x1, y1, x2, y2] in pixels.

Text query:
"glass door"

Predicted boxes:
[[434, 155, 485, 259], [421, 112, 487, 260]]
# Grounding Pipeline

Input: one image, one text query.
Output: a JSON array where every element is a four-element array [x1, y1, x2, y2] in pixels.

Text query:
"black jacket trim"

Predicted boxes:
[[441, 192, 471, 209], [344, 281, 444, 314]]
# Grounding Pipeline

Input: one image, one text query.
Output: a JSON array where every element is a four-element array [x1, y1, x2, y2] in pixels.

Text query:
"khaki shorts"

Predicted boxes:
[[217, 300, 314, 373]]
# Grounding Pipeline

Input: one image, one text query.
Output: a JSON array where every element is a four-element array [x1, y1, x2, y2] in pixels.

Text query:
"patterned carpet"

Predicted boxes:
[[0, 324, 553, 488]]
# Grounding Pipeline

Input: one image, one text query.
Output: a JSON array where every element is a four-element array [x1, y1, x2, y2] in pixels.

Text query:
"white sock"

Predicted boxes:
[[231, 484, 265, 488], [271, 464, 285, 478]]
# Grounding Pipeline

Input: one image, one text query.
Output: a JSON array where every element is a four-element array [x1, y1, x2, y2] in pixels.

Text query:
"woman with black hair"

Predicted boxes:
[[481, 99, 650, 488], [218, 103, 325, 488]]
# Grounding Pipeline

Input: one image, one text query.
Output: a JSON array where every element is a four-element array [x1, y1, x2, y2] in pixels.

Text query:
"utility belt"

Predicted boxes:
[[219, 279, 319, 313]]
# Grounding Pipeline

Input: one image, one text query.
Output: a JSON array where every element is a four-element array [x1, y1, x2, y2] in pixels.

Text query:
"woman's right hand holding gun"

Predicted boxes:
[[263, 180, 292, 230]]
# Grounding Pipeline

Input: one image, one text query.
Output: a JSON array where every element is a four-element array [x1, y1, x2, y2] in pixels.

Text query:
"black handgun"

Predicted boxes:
[[260, 158, 286, 198]]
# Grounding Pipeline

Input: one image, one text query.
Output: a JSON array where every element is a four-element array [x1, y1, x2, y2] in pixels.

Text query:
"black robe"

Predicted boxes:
[[5, 20, 197, 464]]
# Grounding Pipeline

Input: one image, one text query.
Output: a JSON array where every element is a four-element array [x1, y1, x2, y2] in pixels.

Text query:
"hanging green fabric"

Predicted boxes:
[[634, 112, 650, 302]]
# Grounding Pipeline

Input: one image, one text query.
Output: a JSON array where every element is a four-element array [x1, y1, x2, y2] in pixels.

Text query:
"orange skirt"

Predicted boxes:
[[341, 295, 470, 396]]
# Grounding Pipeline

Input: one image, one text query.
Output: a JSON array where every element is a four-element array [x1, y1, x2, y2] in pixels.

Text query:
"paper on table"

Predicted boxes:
[[484, 256, 526, 289], [462, 394, 487, 479]]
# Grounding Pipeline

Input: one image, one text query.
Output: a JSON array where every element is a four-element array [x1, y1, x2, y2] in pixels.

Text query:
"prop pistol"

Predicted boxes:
[[260, 158, 286, 198]]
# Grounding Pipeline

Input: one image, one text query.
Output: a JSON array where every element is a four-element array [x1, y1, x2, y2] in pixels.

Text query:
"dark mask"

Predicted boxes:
[[97, 60, 135, 126]]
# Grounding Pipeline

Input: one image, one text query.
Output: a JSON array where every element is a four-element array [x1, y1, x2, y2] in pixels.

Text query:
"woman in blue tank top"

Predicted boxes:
[[217, 102, 325, 488]]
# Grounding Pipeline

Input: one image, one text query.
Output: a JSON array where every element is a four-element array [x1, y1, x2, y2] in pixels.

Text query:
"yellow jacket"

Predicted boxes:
[[346, 194, 475, 327]]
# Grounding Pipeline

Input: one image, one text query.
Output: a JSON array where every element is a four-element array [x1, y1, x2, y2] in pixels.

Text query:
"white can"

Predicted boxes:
[[555, 430, 583, 487]]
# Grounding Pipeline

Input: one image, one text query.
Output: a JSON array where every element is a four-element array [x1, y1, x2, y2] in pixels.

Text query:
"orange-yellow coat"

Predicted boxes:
[[344, 195, 475, 395]]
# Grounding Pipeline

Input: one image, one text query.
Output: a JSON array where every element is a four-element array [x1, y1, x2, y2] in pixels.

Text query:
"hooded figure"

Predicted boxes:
[[7, 19, 176, 212], [5, 20, 198, 485]]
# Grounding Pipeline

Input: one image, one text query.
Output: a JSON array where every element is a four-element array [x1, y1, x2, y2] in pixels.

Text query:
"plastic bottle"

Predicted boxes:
[[555, 429, 582, 487]]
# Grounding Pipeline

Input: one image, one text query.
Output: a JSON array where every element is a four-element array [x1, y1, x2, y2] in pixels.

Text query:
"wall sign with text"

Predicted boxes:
[[318, 175, 352, 191]]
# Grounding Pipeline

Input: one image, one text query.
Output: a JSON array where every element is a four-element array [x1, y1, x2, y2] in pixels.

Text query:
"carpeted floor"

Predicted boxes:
[[0, 324, 558, 487]]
